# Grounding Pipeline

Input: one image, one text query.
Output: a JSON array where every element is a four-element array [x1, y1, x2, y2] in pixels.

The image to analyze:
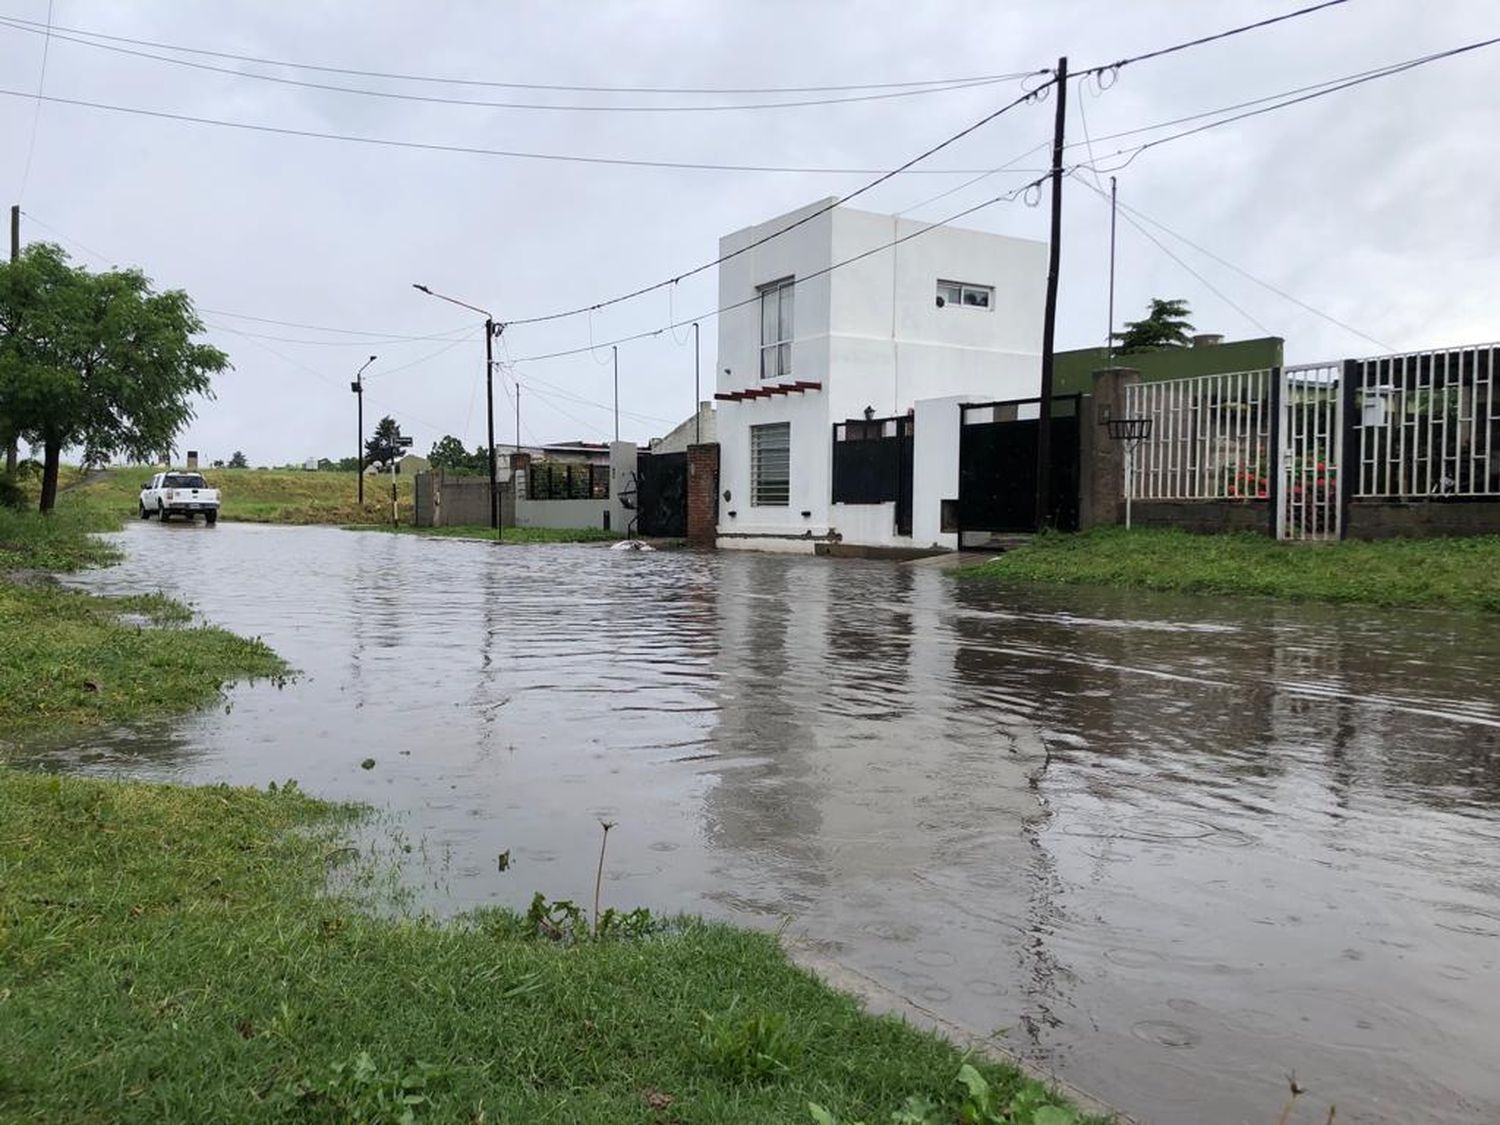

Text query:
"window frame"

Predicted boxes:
[[750, 421, 791, 507], [758, 277, 795, 382], [936, 279, 994, 310]]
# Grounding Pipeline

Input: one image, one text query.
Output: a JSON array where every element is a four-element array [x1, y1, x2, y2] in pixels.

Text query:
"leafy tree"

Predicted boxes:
[[331, 455, 360, 472], [0, 243, 227, 511], [364, 415, 404, 471], [1112, 297, 1195, 353], [228, 450, 248, 469], [429, 434, 473, 473]]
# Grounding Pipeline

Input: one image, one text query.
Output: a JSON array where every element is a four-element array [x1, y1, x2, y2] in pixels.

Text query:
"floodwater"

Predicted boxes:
[[21, 521, 1500, 1125]]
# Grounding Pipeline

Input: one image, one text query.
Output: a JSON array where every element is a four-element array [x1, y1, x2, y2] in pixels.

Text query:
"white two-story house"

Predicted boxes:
[[714, 198, 1047, 552]]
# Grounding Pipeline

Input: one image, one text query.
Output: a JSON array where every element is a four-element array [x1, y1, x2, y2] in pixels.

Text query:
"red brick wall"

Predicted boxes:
[[686, 443, 720, 548]]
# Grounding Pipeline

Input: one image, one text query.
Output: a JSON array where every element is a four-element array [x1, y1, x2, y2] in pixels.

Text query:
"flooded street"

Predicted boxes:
[[27, 521, 1500, 1124]]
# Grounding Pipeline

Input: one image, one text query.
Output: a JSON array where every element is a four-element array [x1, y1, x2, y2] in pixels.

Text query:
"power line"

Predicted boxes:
[[199, 307, 471, 342], [15, 0, 55, 201], [1072, 177, 1273, 336], [504, 368, 677, 427], [504, 80, 1055, 327], [0, 87, 1024, 175], [1073, 36, 1500, 174], [507, 177, 1047, 364], [1074, 178, 1391, 350], [0, 13, 1036, 96], [20, 209, 475, 345], [898, 44, 1500, 221], [0, 19, 1033, 114], [1077, 0, 1351, 79]]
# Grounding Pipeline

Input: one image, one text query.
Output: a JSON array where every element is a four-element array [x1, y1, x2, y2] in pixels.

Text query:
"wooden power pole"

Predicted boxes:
[[1034, 57, 1067, 531]]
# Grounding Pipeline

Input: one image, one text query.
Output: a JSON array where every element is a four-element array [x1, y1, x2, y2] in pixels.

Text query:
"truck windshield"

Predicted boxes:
[[164, 474, 208, 488]]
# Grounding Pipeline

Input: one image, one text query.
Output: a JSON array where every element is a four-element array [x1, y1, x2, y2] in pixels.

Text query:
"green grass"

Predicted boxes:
[[347, 523, 623, 544], [0, 500, 287, 739], [0, 770, 1090, 1124], [72, 467, 414, 526], [959, 526, 1500, 612]]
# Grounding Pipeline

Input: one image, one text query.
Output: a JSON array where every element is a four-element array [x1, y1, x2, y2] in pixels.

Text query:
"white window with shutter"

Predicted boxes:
[[759, 278, 794, 381], [750, 422, 791, 506]]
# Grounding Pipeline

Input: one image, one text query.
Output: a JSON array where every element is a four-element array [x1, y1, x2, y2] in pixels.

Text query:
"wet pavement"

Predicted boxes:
[[21, 520, 1500, 1125]]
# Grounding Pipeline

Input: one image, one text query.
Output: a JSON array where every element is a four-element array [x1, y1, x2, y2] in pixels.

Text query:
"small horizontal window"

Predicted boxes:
[[936, 280, 993, 310]]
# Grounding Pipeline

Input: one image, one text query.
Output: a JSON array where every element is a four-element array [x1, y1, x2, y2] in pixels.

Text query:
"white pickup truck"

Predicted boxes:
[[140, 471, 221, 525]]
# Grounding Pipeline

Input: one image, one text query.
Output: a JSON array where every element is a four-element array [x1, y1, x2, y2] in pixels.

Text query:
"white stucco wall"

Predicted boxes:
[[715, 199, 1046, 550], [716, 392, 830, 540]]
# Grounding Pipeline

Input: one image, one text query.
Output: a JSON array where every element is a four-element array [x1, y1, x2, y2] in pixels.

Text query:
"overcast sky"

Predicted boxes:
[[2, 0, 1494, 465]]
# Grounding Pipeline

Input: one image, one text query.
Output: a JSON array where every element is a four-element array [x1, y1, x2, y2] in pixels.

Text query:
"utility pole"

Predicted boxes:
[[515, 380, 521, 458], [612, 345, 619, 442], [485, 318, 499, 534], [693, 322, 701, 444], [1034, 56, 1068, 531], [6, 205, 18, 474], [1107, 175, 1118, 360], [411, 284, 501, 534], [350, 355, 376, 507]]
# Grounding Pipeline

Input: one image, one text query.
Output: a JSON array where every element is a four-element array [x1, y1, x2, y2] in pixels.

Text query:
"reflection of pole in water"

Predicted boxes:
[[1016, 735, 1071, 1052]]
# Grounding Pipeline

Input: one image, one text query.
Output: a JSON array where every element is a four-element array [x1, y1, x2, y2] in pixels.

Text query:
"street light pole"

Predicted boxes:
[[412, 284, 502, 537], [350, 354, 376, 507], [612, 345, 619, 442], [693, 322, 701, 444]]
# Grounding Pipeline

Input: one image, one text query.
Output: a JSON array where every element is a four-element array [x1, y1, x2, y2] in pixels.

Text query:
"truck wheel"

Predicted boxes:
[[205, 511, 218, 527], [157, 502, 168, 522], [139, 503, 150, 519]]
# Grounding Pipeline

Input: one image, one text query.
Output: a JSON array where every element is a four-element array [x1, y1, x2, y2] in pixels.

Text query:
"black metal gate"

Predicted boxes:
[[636, 450, 688, 537], [957, 395, 1081, 543], [831, 415, 914, 536]]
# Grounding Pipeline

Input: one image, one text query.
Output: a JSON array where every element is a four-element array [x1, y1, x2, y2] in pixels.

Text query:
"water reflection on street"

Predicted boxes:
[[25, 521, 1500, 1125]]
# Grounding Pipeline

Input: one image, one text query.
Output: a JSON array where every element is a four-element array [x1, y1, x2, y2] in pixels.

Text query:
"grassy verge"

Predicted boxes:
[[347, 523, 623, 544], [72, 467, 413, 526], [0, 771, 1090, 1124], [959, 526, 1500, 612], [0, 502, 287, 739]]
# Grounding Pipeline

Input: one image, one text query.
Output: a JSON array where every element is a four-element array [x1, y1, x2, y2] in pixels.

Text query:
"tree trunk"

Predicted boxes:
[[3, 437, 15, 475], [38, 440, 60, 513]]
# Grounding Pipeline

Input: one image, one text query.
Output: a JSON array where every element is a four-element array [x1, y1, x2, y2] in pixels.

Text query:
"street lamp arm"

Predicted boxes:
[[411, 282, 493, 321]]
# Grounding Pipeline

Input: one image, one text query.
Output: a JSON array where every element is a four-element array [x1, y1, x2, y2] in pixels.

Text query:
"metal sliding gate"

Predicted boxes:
[[1277, 363, 1343, 541], [957, 395, 1080, 544]]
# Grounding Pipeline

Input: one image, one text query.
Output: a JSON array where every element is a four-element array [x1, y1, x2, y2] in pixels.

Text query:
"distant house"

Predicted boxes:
[[363, 453, 431, 476], [648, 403, 717, 455], [714, 198, 1046, 552]]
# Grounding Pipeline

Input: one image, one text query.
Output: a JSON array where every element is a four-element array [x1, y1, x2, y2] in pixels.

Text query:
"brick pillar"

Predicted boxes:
[[1080, 367, 1139, 529], [686, 442, 720, 548]]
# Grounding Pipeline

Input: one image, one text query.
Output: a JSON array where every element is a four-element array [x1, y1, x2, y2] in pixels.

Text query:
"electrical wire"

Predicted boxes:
[[1074, 177, 1391, 350], [1076, 0, 1351, 79], [0, 13, 1038, 96], [506, 176, 1047, 364], [0, 18, 1032, 114], [15, 0, 55, 201], [504, 80, 1055, 327], [1071, 174, 1272, 336], [199, 307, 471, 342], [0, 87, 1024, 176], [1072, 35, 1500, 174]]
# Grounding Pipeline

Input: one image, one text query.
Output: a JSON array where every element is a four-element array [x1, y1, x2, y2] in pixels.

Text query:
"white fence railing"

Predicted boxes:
[[1354, 344, 1499, 498], [1124, 369, 1272, 501], [1278, 362, 1343, 541]]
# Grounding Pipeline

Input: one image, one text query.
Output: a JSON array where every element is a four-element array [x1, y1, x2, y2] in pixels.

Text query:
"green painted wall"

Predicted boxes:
[[1054, 337, 1284, 396]]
